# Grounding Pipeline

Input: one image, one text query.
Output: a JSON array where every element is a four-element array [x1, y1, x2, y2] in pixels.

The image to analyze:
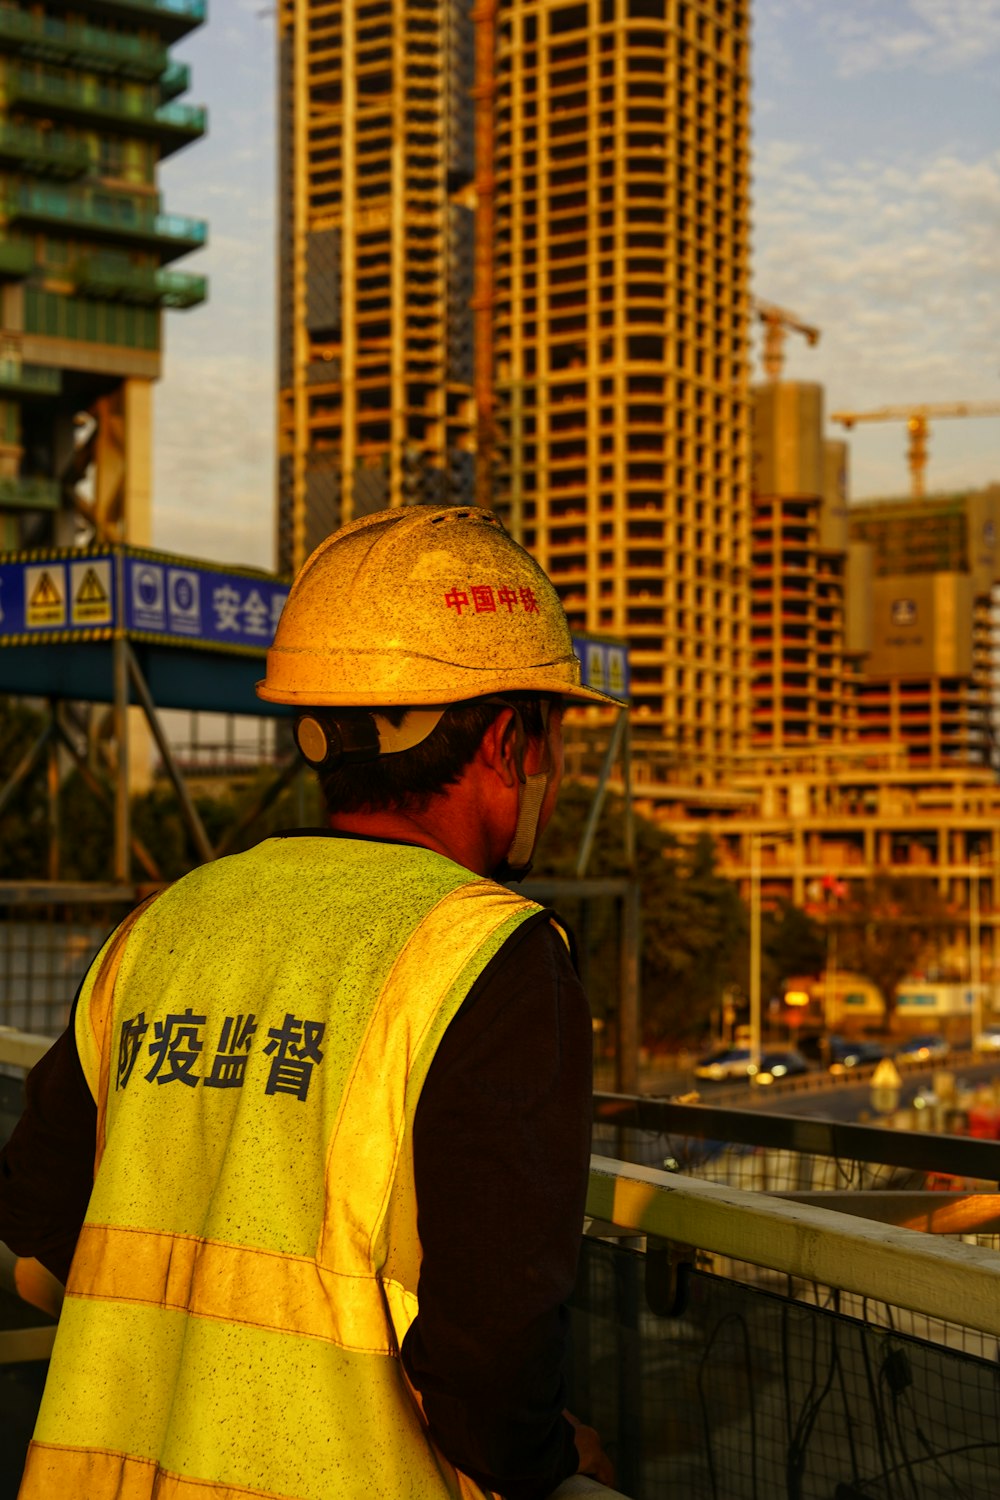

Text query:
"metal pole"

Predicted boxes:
[[749, 832, 761, 1073], [124, 642, 214, 866], [112, 628, 129, 884], [972, 852, 982, 1049], [575, 711, 626, 880], [46, 701, 60, 883], [52, 707, 162, 882], [828, 909, 838, 1035], [616, 879, 641, 1095], [0, 721, 52, 821], [621, 711, 634, 870]]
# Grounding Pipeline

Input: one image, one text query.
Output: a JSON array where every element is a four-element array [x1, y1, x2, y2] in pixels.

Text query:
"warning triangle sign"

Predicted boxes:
[[70, 558, 112, 626], [76, 567, 107, 606], [25, 564, 65, 627], [31, 572, 60, 608]]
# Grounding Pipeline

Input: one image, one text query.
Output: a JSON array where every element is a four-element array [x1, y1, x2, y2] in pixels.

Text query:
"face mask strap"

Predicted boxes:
[[492, 698, 554, 880]]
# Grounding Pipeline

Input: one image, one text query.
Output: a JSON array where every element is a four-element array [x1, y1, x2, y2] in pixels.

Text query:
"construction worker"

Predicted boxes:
[[0, 505, 618, 1498]]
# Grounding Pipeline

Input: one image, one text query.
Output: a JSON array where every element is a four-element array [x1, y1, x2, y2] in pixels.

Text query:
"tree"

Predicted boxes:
[[641, 832, 747, 1043], [0, 698, 49, 877], [533, 785, 747, 1045], [834, 875, 951, 1024], [761, 901, 826, 1001]]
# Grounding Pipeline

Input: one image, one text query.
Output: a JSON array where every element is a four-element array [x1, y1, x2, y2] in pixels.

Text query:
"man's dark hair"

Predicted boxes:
[[314, 693, 550, 815]]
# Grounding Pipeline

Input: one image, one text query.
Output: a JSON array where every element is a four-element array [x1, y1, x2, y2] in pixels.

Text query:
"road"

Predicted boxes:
[[619, 1055, 1000, 1125]]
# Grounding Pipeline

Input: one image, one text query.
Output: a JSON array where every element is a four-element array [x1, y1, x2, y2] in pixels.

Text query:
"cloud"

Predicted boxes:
[[754, 140, 1000, 493], [153, 348, 275, 571], [804, 0, 1000, 75]]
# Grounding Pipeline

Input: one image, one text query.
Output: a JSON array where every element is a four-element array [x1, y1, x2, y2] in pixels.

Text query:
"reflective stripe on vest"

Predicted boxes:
[[21, 838, 541, 1500]]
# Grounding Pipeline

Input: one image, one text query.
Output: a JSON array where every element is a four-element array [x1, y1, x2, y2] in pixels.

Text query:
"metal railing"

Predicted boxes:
[[0, 9, 168, 75], [586, 1155, 1000, 1337], [0, 359, 61, 395], [9, 71, 205, 137], [0, 894, 131, 1037], [73, 256, 207, 308], [581, 1092, 1000, 1494], [572, 1238, 1000, 1497], [5, 1036, 1000, 1496], [0, 476, 60, 511], [0, 240, 34, 278], [106, 0, 205, 19], [0, 122, 90, 176], [594, 1091, 1000, 1183], [10, 184, 206, 248], [159, 59, 190, 100]]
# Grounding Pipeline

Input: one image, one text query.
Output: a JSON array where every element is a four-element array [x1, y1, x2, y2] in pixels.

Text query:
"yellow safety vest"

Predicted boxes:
[[21, 836, 544, 1500]]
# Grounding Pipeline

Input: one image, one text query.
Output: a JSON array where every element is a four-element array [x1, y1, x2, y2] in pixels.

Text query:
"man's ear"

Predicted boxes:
[[477, 708, 519, 788]]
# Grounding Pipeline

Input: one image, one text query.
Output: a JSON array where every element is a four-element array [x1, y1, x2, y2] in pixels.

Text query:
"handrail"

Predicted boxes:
[[594, 1091, 1000, 1180], [550, 1479, 630, 1498], [586, 1155, 1000, 1338], [0, 1028, 52, 1069], [692, 1045, 989, 1106]]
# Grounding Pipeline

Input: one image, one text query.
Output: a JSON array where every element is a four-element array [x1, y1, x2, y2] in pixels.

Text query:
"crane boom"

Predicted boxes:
[[753, 299, 820, 381], [829, 402, 1000, 499]]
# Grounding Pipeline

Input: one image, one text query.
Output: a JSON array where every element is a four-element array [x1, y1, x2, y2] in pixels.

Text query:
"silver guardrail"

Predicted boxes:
[[587, 1154, 1000, 1338], [0, 1027, 52, 1070]]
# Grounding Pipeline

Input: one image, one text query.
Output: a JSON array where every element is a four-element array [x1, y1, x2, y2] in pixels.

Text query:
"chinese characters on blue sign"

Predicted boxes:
[[124, 557, 287, 648], [0, 547, 289, 654]]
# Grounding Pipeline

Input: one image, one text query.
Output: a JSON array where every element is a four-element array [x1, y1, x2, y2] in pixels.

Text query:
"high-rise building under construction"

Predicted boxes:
[[490, 0, 752, 767], [277, 1, 753, 775], [277, 0, 478, 574], [0, 0, 206, 551]]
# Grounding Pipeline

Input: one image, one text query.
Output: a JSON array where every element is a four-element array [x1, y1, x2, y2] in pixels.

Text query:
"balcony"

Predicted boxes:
[[9, 186, 206, 263], [63, 0, 205, 44], [0, 239, 34, 280], [0, 121, 90, 178], [0, 475, 60, 509], [0, 359, 62, 397], [9, 72, 206, 158], [73, 254, 207, 308], [158, 59, 189, 102], [0, 10, 167, 78]]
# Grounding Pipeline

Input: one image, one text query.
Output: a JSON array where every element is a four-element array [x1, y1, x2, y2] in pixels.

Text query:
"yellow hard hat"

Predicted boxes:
[[257, 505, 624, 709]]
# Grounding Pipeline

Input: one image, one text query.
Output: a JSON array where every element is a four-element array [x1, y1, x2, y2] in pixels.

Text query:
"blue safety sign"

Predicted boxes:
[[572, 634, 630, 700], [0, 546, 289, 655], [122, 556, 288, 649]]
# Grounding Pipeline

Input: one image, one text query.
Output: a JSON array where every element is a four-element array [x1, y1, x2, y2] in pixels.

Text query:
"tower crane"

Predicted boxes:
[[753, 299, 821, 380], [829, 402, 1000, 499]]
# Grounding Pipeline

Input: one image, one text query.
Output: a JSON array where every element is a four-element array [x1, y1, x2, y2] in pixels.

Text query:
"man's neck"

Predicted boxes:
[[328, 796, 495, 878]]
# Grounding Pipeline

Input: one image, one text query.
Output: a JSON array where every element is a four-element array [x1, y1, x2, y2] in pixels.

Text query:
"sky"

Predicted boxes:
[[151, 0, 1000, 573]]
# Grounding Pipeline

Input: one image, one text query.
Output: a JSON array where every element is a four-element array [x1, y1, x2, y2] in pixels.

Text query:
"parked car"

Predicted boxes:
[[827, 1037, 890, 1074], [753, 1050, 810, 1083], [694, 1047, 810, 1083], [895, 1033, 950, 1066], [694, 1047, 753, 1081]]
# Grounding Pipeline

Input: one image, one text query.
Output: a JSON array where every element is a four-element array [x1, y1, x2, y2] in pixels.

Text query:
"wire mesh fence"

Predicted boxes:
[[592, 1095, 1000, 1196], [570, 1236, 1000, 1500], [592, 1095, 1000, 1364], [0, 900, 126, 1038]]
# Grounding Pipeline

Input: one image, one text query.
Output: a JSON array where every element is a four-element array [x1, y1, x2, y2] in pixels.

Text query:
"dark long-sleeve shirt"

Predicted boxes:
[[0, 905, 591, 1500]]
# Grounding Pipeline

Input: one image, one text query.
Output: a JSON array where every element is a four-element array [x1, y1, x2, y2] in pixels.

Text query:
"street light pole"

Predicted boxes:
[[749, 832, 761, 1072], [971, 851, 982, 1049]]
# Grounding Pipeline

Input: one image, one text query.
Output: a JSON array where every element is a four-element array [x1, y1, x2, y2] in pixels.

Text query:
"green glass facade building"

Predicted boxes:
[[0, 0, 206, 550]]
